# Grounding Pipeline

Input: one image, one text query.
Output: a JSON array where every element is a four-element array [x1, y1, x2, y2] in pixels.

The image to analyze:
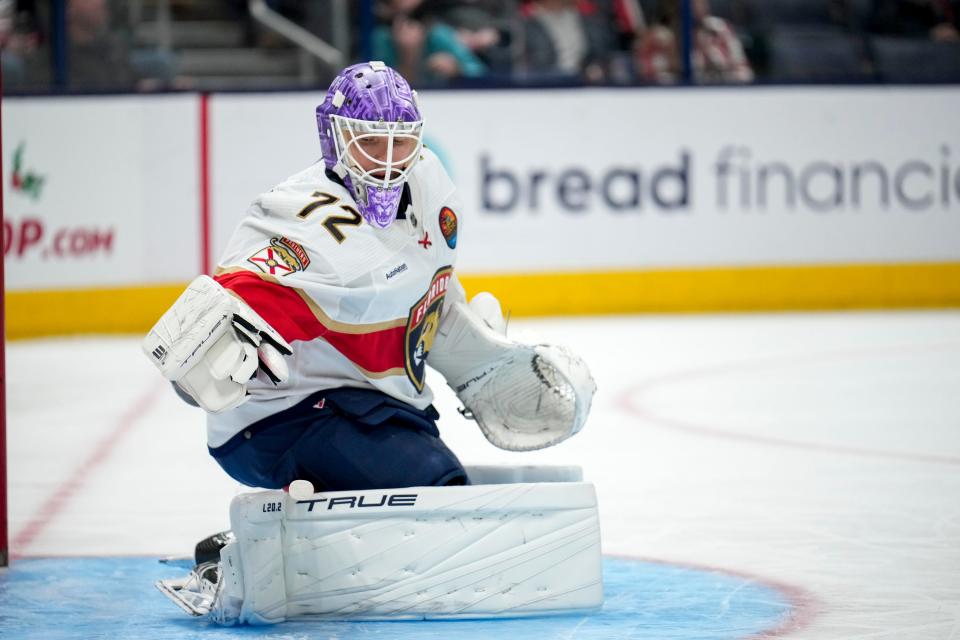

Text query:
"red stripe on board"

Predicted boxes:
[[215, 270, 406, 374], [1, 68, 8, 567], [11, 381, 164, 556], [199, 93, 212, 275]]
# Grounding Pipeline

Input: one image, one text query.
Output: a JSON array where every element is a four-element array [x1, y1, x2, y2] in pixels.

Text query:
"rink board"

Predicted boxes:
[[5, 88, 960, 338], [9, 260, 960, 339], [0, 556, 797, 639]]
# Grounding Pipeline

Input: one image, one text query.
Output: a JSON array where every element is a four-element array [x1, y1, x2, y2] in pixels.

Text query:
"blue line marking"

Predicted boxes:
[[0, 557, 793, 639]]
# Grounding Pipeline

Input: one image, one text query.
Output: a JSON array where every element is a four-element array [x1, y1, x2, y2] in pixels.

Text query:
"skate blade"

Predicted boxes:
[[155, 578, 209, 617], [157, 555, 194, 569]]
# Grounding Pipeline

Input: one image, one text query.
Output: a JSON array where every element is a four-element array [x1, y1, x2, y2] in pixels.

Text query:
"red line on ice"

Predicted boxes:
[[612, 554, 819, 639], [618, 341, 960, 466], [11, 382, 164, 556]]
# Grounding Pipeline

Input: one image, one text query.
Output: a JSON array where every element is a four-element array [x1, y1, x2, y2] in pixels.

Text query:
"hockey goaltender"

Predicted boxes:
[[142, 60, 601, 625]]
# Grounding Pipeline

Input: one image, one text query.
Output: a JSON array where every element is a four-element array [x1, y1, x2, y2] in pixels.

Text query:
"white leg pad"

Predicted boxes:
[[218, 467, 603, 624]]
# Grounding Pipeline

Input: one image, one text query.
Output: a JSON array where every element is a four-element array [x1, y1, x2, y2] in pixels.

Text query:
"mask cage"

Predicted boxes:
[[331, 115, 424, 191]]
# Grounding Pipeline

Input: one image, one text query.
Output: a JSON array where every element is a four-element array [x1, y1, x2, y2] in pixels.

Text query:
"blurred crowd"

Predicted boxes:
[[1, 0, 169, 91], [2, 0, 959, 93], [372, 0, 960, 85]]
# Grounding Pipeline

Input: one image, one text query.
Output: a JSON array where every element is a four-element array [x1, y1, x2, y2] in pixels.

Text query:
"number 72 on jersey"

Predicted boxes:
[[297, 191, 361, 244]]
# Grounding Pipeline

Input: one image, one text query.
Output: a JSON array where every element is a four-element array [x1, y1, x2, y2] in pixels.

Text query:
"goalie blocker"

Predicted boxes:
[[157, 466, 603, 624], [142, 275, 293, 414]]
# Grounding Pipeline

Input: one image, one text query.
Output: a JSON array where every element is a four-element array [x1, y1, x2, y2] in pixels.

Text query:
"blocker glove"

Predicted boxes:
[[143, 275, 292, 413]]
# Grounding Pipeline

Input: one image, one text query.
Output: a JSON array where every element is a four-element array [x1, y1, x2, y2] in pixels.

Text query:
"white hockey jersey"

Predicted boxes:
[[207, 149, 465, 447]]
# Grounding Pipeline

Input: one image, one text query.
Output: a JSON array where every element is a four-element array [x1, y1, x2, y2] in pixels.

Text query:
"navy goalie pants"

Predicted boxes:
[[209, 387, 468, 491]]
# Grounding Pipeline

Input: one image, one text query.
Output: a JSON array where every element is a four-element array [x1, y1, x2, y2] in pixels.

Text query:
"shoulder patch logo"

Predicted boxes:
[[404, 266, 453, 393], [439, 207, 457, 249], [248, 237, 311, 276]]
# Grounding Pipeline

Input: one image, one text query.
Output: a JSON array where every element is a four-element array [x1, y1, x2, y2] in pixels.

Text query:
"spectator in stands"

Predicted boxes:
[[637, 0, 753, 83], [422, 0, 516, 74], [67, 0, 138, 90], [600, 0, 647, 52], [869, 0, 959, 41], [592, 0, 648, 82], [371, 0, 488, 85], [519, 0, 616, 83], [0, 0, 45, 89]]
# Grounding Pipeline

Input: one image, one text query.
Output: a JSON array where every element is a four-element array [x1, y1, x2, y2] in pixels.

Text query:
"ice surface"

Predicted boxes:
[[5, 311, 960, 639]]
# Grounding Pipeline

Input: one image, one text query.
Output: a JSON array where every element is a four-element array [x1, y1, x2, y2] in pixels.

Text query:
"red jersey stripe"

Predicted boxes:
[[215, 270, 325, 342], [214, 269, 406, 375]]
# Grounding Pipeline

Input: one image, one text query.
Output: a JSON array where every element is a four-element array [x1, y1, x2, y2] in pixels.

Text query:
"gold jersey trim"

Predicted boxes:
[[214, 265, 407, 334]]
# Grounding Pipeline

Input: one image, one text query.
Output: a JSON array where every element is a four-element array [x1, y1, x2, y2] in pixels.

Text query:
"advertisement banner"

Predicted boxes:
[[2, 94, 200, 291], [423, 87, 960, 272], [3, 87, 959, 336], [209, 87, 960, 275]]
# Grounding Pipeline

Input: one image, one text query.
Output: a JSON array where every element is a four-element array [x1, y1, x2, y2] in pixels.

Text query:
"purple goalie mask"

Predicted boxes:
[[316, 61, 423, 229]]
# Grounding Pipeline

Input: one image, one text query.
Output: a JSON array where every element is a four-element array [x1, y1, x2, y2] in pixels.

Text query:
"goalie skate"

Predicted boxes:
[[155, 561, 221, 618], [194, 530, 234, 566]]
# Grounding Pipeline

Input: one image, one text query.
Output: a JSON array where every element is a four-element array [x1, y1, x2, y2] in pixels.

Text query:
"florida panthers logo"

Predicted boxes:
[[248, 237, 311, 276], [405, 266, 453, 392]]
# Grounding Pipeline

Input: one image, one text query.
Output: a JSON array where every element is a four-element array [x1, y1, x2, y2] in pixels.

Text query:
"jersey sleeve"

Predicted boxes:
[[213, 268, 327, 344], [212, 166, 343, 343], [414, 149, 465, 314], [214, 268, 409, 376]]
